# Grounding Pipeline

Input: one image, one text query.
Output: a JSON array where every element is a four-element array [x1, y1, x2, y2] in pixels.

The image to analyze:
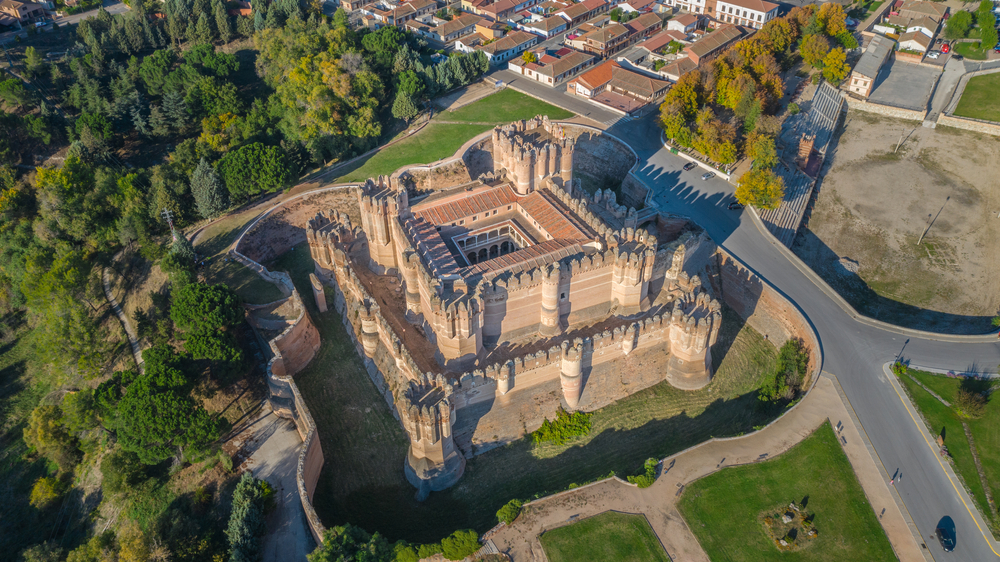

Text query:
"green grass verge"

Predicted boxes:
[[275, 245, 781, 543], [333, 89, 576, 183], [954, 73, 1000, 121], [540, 512, 671, 562], [437, 88, 574, 124], [191, 208, 285, 305], [900, 369, 1000, 537], [953, 41, 990, 61], [677, 421, 896, 562]]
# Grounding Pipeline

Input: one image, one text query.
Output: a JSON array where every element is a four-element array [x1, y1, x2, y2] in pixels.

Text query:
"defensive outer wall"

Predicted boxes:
[[229, 123, 822, 544]]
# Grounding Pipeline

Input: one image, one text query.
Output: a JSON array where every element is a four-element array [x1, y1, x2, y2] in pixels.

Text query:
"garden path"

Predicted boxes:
[[491, 373, 927, 562]]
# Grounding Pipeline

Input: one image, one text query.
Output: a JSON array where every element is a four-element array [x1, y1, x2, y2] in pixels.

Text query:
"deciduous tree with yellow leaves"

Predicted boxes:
[[736, 168, 785, 209]]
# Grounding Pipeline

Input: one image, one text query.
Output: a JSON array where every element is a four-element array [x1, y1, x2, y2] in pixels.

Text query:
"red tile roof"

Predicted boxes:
[[414, 184, 521, 225], [460, 238, 585, 277], [517, 189, 592, 240]]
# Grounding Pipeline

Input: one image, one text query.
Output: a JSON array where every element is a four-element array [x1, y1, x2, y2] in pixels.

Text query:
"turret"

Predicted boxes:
[[399, 375, 465, 500], [665, 290, 722, 390], [560, 340, 585, 409], [539, 262, 562, 337]]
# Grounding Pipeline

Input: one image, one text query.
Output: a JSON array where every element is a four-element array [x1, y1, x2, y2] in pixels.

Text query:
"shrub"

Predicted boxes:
[[626, 457, 659, 488], [955, 389, 987, 419], [891, 361, 908, 377], [496, 498, 523, 524], [441, 529, 479, 561], [416, 542, 442, 558], [29, 477, 63, 509], [531, 407, 592, 445], [760, 339, 809, 403], [788, 103, 800, 115]]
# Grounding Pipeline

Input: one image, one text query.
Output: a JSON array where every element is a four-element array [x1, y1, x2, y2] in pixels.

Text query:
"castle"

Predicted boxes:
[[305, 116, 722, 499]]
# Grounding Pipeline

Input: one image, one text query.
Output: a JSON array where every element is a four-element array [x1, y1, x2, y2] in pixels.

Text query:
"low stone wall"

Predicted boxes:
[[844, 96, 927, 122], [937, 114, 1000, 136]]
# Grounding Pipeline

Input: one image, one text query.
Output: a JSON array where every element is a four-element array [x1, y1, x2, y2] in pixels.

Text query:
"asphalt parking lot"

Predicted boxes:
[[868, 59, 940, 111]]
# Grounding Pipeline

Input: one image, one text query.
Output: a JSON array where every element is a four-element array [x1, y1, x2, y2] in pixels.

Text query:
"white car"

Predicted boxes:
[[926, 51, 940, 59], [701, 172, 715, 180]]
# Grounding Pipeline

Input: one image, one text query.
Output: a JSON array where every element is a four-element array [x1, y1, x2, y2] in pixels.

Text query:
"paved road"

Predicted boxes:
[[612, 113, 1000, 561]]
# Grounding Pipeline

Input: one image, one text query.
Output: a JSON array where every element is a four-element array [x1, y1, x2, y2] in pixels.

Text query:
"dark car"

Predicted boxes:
[[936, 526, 956, 552], [683, 162, 697, 171], [727, 201, 744, 210]]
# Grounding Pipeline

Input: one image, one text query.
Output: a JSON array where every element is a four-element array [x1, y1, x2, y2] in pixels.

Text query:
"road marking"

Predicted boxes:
[[887, 368, 1000, 557]]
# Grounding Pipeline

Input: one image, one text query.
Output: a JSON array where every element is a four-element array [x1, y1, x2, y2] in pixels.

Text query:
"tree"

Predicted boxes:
[[100, 448, 146, 496], [521, 50, 537, 64], [309, 525, 393, 562], [171, 282, 243, 332], [227, 472, 275, 561], [944, 11, 972, 39], [190, 158, 228, 218], [23, 405, 80, 472], [835, 30, 858, 50], [214, 0, 232, 43], [817, 2, 847, 36], [746, 133, 778, 170], [981, 25, 998, 51], [391, 92, 419, 123], [821, 47, 850, 82], [195, 12, 214, 44], [29, 477, 63, 509], [800, 34, 830, 68], [24, 46, 45, 78], [441, 530, 479, 561], [19, 541, 64, 562], [496, 499, 523, 524], [162, 89, 189, 131], [735, 168, 785, 209], [117, 376, 221, 464], [215, 142, 295, 200]]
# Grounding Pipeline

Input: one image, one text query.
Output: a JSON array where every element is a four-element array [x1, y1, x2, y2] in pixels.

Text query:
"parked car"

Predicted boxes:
[[701, 172, 715, 180], [935, 526, 956, 552], [941, 43, 950, 53], [683, 162, 697, 171], [926, 51, 940, 59], [727, 201, 744, 210], [994, 44, 1000, 53]]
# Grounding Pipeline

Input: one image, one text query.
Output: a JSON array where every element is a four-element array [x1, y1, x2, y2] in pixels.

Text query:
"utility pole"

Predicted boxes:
[[161, 209, 177, 242]]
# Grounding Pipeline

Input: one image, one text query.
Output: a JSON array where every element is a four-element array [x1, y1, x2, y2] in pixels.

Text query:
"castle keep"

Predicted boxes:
[[306, 117, 722, 499]]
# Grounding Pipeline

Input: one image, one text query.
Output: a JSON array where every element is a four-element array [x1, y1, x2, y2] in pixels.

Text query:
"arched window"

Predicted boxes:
[[490, 245, 499, 258], [478, 248, 488, 261], [467, 252, 477, 264]]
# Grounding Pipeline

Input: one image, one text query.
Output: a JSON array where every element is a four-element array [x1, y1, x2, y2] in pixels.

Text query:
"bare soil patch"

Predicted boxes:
[[793, 110, 1000, 333]]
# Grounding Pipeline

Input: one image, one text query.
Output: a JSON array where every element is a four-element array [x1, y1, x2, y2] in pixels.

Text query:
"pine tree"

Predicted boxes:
[[264, 4, 282, 29], [195, 12, 214, 44], [237, 15, 254, 38], [254, 4, 266, 31], [149, 105, 169, 136], [185, 20, 198, 44], [214, 1, 232, 43], [392, 92, 418, 122], [132, 107, 150, 136], [190, 158, 229, 218], [162, 89, 188, 131]]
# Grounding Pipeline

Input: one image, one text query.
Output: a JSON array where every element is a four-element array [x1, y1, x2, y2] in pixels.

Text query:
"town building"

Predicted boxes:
[[713, 0, 778, 29], [459, 29, 540, 63], [556, 0, 611, 26], [406, 13, 483, 43], [847, 34, 892, 98], [683, 23, 744, 64], [521, 14, 569, 36], [0, 0, 45, 24], [666, 13, 699, 32], [368, 0, 438, 27], [508, 47, 597, 85], [568, 59, 670, 113], [567, 12, 662, 58]]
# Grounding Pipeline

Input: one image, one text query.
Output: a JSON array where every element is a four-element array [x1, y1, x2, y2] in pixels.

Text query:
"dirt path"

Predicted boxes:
[[101, 261, 144, 373], [492, 374, 927, 562]]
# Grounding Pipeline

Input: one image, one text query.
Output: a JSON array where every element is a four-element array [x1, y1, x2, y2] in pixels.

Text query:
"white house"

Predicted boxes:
[[666, 13, 698, 32], [713, 0, 778, 29]]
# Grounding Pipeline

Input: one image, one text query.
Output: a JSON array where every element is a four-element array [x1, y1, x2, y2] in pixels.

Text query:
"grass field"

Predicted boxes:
[[540, 512, 671, 562], [953, 41, 990, 61], [436, 88, 574, 124], [271, 249, 782, 543], [333, 90, 575, 183], [954, 73, 1000, 121], [898, 369, 1000, 537], [677, 422, 896, 562]]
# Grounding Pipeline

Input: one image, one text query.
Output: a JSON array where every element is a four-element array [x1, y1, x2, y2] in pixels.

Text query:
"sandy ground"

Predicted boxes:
[[491, 374, 925, 562], [793, 110, 1000, 333]]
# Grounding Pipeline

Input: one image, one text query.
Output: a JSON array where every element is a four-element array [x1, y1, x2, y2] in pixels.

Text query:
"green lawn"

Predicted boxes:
[[953, 41, 990, 61], [899, 369, 1000, 538], [277, 242, 782, 543], [436, 88, 574, 123], [333, 89, 575, 183], [677, 422, 896, 562], [540, 512, 671, 562], [191, 210, 286, 304], [954, 73, 1000, 122]]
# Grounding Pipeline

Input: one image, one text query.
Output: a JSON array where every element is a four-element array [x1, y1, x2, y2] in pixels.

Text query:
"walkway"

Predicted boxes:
[[492, 374, 927, 562], [233, 409, 316, 561], [101, 264, 144, 373]]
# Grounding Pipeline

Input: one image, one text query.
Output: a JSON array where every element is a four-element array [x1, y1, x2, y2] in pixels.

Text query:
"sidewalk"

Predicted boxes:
[[491, 374, 926, 562]]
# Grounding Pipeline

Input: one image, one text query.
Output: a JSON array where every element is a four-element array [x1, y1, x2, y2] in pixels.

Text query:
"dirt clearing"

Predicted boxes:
[[793, 110, 1000, 333]]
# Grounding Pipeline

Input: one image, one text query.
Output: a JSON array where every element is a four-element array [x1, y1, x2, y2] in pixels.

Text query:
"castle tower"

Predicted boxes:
[[309, 273, 327, 313], [560, 340, 585, 410], [611, 249, 653, 315], [497, 361, 513, 395], [359, 302, 379, 357], [357, 176, 401, 274], [665, 291, 722, 390], [560, 138, 574, 184], [400, 376, 465, 500], [400, 250, 423, 323], [539, 262, 562, 337]]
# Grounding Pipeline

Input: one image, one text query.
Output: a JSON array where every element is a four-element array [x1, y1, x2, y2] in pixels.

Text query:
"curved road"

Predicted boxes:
[[610, 114, 1000, 561]]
